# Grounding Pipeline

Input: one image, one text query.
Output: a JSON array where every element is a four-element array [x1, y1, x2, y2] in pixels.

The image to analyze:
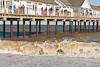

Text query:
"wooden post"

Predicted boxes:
[[39, 21, 41, 33], [89, 22, 90, 32], [36, 21, 38, 38], [23, 21, 25, 38], [75, 21, 76, 32], [93, 22, 95, 32], [56, 21, 58, 34], [47, 21, 49, 36], [71, 21, 73, 33], [3, 21, 5, 38], [17, 21, 19, 37], [78, 22, 79, 32], [84, 22, 86, 32], [97, 22, 99, 32], [29, 21, 31, 35], [63, 21, 66, 33], [10, 21, 13, 38]]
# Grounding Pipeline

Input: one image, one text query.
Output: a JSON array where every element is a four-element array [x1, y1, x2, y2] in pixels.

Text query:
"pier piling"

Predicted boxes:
[[63, 21, 66, 33], [78, 22, 79, 32], [89, 22, 90, 32], [75, 21, 76, 32], [97, 22, 99, 32], [29, 21, 31, 35], [47, 21, 49, 36], [56, 21, 58, 34], [84, 22, 86, 32], [36, 21, 38, 38], [17, 21, 19, 37], [10, 21, 13, 38], [39, 21, 41, 33], [23, 21, 25, 38], [93, 22, 95, 32], [3, 21, 5, 38]]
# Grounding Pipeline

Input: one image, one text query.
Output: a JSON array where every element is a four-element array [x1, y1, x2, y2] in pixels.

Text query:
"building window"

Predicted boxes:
[[38, 3, 42, 5], [27, 2, 31, 4], [14, 0, 19, 2], [27, 5, 32, 9]]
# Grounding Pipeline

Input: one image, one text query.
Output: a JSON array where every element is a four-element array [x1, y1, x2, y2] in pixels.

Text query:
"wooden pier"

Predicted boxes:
[[0, 13, 100, 38]]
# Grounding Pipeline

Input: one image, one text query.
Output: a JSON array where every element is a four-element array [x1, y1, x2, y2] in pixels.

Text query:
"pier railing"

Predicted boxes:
[[0, 6, 100, 18]]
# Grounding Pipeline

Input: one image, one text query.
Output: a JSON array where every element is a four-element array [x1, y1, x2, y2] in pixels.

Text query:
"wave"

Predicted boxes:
[[0, 39, 100, 58]]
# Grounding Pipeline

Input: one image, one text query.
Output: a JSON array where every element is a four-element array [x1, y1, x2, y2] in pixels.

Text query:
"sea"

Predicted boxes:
[[0, 23, 100, 67]]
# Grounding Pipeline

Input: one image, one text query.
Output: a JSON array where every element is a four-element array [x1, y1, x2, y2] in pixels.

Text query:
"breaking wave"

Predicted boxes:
[[0, 39, 100, 58]]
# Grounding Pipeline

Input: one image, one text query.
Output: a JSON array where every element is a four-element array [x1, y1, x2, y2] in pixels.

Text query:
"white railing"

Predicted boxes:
[[0, 5, 100, 19]]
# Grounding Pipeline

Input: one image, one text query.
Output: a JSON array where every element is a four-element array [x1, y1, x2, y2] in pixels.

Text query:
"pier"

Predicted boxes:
[[0, 0, 100, 38], [0, 13, 100, 38]]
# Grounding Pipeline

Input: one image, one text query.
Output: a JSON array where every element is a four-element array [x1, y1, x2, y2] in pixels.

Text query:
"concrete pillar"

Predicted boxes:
[[84, 22, 86, 32], [10, 21, 13, 38], [36, 21, 38, 38], [75, 21, 76, 32], [29, 21, 31, 35], [12, 0, 14, 13], [47, 21, 49, 36], [93, 22, 95, 32], [97, 22, 99, 32], [89, 22, 90, 32], [56, 21, 58, 34], [3, 21, 5, 38], [4, 0, 6, 9], [39, 21, 41, 33], [78, 22, 80, 32], [63, 21, 66, 33], [23, 21, 25, 38], [17, 21, 19, 37]]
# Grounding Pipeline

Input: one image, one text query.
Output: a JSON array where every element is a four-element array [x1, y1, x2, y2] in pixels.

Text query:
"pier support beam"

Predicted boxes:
[[84, 22, 86, 32], [80, 22, 81, 32], [23, 21, 25, 38], [36, 21, 38, 38], [71, 21, 73, 33], [10, 21, 13, 38], [17, 21, 19, 37], [75, 21, 76, 32], [97, 22, 99, 32], [29, 21, 31, 35], [39, 21, 41, 33], [47, 21, 49, 36], [78, 22, 80, 32], [63, 21, 66, 33], [56, 21, 58, 34], [93, 22, 95, 32], [3, 21, 5, 38], [89, 22, 90, 32]]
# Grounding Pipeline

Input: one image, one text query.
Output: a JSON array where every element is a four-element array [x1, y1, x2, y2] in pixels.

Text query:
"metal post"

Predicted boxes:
[[71, 21, 73, 33], [80, 21, 81, 32]]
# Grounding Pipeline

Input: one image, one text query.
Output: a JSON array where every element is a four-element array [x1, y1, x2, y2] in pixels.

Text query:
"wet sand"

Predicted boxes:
[[1, 32, 100, 43]]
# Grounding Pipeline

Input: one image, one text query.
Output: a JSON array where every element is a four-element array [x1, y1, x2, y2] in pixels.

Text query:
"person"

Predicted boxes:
[[21, 5, 25, 14], [9, 4, 12, 13], [14, 4, 16, 13]]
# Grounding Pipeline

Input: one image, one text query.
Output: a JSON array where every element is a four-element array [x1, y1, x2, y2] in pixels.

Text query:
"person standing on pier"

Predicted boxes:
[[14, 4, 16, 13]]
